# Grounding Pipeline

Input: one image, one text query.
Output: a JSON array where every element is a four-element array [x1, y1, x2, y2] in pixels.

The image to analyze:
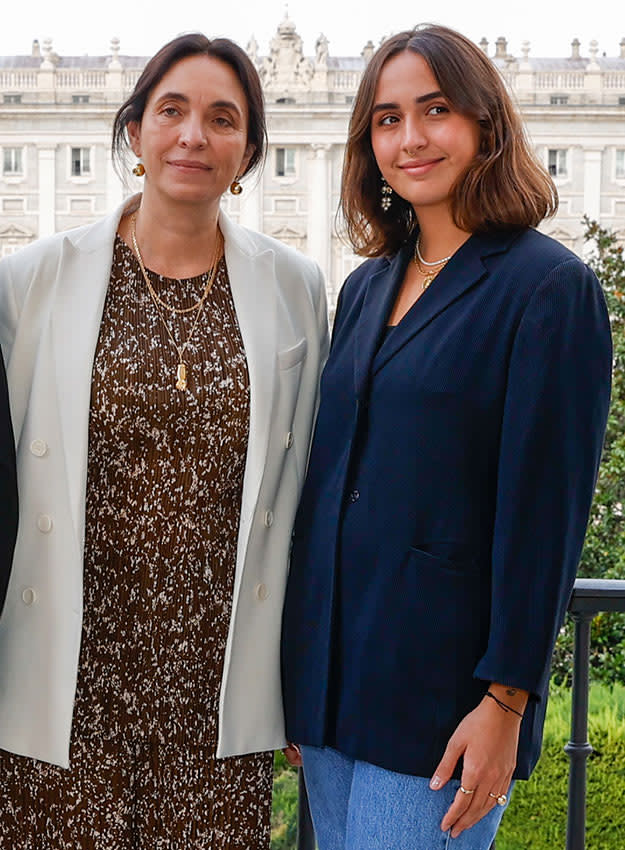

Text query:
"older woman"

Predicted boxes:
[[0, 33, 328, 849], [282, 24, 611, 850]]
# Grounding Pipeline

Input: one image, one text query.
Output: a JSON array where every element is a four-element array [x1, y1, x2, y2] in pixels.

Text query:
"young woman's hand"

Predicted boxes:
[[429, 687, 527, 838], [283, 742, 303, 767]]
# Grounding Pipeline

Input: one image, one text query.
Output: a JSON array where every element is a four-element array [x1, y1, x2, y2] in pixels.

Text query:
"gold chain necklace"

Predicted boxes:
[[130, 214, 223, 391], [413, 236, 451, 290]]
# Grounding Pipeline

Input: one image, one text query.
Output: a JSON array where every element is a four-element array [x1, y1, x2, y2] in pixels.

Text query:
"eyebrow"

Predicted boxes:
[[153, 93, 243, 115], [371, 90, 444, 114]]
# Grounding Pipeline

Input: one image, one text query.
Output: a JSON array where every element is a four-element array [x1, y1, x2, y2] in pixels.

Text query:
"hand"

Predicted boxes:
[[429, 696, 522, 838], [283, 742, 303, 767]]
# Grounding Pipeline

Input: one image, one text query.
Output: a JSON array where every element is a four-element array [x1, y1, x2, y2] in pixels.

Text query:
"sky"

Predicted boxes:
[[0, 0, 622, 60]]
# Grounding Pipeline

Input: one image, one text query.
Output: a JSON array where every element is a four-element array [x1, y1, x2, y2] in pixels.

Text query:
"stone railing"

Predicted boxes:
[[0, 60, 624, 103]]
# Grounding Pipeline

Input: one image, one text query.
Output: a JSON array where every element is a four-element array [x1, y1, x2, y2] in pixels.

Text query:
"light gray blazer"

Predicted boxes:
[[0, 195, 329, 767]]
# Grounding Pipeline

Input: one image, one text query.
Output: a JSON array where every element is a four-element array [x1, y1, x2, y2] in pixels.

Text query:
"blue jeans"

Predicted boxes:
[[301, 745, 513, 850]]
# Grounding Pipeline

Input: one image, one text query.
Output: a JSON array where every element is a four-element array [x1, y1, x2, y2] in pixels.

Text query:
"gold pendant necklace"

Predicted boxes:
[[413, 236, 451, 290], [130, 213, 222, 391]]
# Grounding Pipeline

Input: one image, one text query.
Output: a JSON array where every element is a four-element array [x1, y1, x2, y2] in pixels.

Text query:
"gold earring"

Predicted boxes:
[[230, 179, 243, 195], [133, 163, 145, 177]]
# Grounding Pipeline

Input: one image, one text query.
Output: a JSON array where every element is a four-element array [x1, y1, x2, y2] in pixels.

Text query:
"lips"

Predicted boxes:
[[168, 159, 211, 171], [399, 158, 443, 175]]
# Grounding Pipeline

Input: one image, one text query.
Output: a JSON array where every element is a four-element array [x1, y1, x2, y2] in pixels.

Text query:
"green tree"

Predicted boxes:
[[552, 218, 625, 685]]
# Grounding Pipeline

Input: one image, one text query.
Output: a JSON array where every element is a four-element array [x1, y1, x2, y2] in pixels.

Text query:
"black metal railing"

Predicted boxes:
[[295, 578, 625, 850]]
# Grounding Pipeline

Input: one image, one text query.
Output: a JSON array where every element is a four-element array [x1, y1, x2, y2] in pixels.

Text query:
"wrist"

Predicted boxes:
[[483, 683, 528, 720]]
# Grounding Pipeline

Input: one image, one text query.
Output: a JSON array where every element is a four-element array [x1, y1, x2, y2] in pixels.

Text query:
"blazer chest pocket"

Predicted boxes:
[[278, 337, 307, 371]]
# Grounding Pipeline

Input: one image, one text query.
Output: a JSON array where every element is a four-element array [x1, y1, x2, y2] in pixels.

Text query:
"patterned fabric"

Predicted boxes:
[[0, 235, 273, 849]]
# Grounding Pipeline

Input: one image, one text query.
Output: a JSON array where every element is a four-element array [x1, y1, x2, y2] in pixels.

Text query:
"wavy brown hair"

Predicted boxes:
[[340, 25, 557, 257]]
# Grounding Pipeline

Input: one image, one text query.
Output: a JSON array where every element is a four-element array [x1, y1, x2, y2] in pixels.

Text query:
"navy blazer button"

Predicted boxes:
[[349, 490, 360, 503]]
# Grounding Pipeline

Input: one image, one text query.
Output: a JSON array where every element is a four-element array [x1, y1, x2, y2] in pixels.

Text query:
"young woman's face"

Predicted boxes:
[[129, 54, 254, 208], [370, 50, 480, 218]]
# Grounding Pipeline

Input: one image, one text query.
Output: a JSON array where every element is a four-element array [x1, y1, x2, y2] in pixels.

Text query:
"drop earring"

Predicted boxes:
[[230, 178, 243, 195], [381, 177, 392, 211], [132, 162, 145, 177]]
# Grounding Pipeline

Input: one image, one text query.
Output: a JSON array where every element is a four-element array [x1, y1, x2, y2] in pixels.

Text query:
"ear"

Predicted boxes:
[[238, 143, 256, 179], [127, 120, 142, 158]]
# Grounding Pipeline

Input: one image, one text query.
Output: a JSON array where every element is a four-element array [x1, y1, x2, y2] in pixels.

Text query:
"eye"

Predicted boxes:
[[161, 106, 180, 117], [427, 104, 449, 116], [378, 114, 399, 126], [214, 115, 235, 128]]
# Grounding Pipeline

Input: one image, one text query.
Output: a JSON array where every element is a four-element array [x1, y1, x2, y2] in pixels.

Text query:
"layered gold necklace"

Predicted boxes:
[[413, 236, 452, 290], [130, 212, 223, 391]]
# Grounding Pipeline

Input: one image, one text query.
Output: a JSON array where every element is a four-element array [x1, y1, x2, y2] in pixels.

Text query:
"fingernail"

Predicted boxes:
[[430, 775, 441, 789]]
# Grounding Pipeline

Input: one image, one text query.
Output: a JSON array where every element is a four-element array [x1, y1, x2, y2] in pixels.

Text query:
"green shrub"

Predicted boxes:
[[498, 683, 625, 850]]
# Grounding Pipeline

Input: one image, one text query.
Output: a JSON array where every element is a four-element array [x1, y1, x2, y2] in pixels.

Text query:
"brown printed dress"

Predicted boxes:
[[0, 235, 273, 849]]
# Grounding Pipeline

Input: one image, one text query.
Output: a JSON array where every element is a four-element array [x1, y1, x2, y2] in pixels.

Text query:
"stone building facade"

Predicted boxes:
[[1, 15, 624, 307]]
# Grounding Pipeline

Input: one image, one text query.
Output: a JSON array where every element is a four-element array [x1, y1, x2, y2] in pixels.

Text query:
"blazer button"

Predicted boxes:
[[264, 510, 274, 528], [349, 490, 360, 503], [37, 514, 53, 533], [22, 587, 37, 606], [285, 431, 294, 450], [255, 583, 269, 601], [30, 439, 48, 457]]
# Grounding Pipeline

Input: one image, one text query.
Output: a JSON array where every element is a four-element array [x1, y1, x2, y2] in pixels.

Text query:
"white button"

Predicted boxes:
[[37, 514, 53, 533], [22, 587, 36, 606], [285, 431, 294, 449], [264, 510, 274, 528], [30, 439, 48, 457], [255, 583, 269, 601]]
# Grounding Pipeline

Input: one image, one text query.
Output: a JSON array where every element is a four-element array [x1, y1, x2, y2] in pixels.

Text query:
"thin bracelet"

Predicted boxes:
[[485, 690, 524, 719]]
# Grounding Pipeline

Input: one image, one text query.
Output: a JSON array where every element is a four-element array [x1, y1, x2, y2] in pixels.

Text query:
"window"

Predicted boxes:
[[3, 94, 22, 104], [617, 149, 625, 180], [550, 95, 569, 105], [548, 149, 568, 178], [72, 95, 90, 104], [619, 97, 625, 106], [71, 147, 91, 177], [275, 147, 296, 177], [3, 147, 23, 176]]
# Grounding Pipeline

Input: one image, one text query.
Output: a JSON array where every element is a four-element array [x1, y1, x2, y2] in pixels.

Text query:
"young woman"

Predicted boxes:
[[282, 25, 612, 849], [0, 33, 328, 849]]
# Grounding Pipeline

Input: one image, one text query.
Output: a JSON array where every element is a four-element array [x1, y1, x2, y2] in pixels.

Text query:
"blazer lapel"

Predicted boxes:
[[219, 212, 277, 584], [50, 211, 121, 545], [354, 246, 411, 399], [373, 231, 518, 374]]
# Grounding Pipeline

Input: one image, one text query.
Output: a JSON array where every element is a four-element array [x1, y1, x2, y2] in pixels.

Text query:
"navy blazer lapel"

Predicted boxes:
[[373, 230, 519, 374], [354, 244, 412, 399]]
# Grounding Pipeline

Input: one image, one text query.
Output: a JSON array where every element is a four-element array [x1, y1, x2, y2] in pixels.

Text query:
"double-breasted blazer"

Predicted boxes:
[[0, 195, 329, 767], [0, 351, 17, 613], [282, 227, 612, 780]]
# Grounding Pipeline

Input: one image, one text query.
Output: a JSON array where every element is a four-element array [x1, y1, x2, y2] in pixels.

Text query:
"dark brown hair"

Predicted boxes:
[[340, 25, 558, 257], [112, 33, 267, 180]]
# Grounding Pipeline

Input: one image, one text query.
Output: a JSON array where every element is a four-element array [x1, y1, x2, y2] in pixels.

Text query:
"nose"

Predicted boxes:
[[179, 113, 207, 148], [400, 116, 427, 152]]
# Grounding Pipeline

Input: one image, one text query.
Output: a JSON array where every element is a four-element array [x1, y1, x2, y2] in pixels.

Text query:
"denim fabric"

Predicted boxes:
[[301, 745, 513, 850]]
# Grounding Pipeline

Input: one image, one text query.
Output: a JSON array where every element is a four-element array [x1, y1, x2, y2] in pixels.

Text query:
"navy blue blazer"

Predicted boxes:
[[0, 350, 17, 614], [282, 228, 612, 780]]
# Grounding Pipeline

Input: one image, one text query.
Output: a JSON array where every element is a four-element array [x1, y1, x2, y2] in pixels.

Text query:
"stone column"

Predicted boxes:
[[238, 176, 263, 231], [306, 144, 331, 279], [583, 148, 602, 222], [37, 146, 56, 237], [106, 153, 124, 212]]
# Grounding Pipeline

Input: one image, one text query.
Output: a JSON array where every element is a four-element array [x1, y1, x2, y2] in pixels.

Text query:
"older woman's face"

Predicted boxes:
[[370, 50, 480, 218], [129, 54, 254, 209]]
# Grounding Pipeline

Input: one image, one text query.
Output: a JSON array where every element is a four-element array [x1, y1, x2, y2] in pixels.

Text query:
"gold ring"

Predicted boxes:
[[459, 786, 475, 795], [488, 792, 507, 806]]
